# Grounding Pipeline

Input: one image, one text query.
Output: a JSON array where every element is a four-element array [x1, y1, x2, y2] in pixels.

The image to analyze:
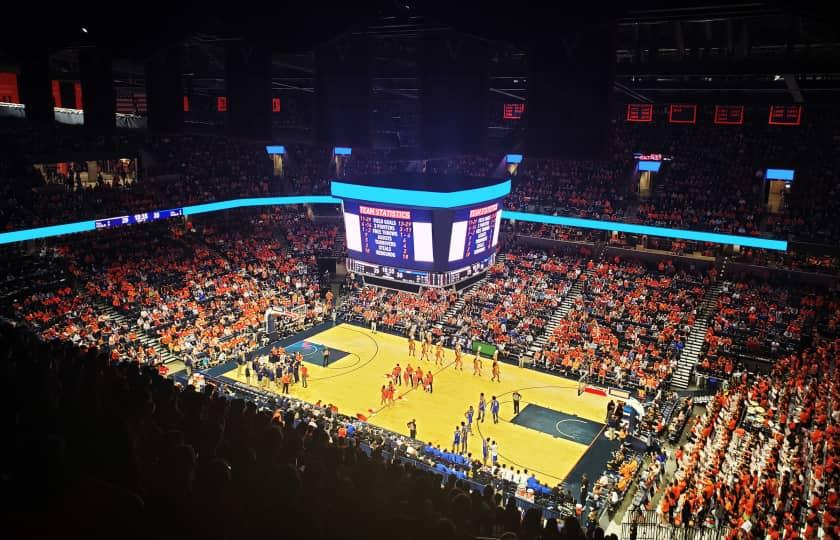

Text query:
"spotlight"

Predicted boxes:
[[81, 27, 88, 34]]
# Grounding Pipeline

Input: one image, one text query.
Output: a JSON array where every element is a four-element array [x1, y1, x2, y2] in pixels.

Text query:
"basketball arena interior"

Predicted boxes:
[[0, 2, 838, 539]]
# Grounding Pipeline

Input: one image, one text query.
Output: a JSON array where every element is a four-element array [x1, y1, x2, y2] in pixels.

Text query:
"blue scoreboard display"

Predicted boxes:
[[342, 201, 434, 267], [95, 208, 184, 230], [334, 177, 510, 286], [448, 201, 503, 264]]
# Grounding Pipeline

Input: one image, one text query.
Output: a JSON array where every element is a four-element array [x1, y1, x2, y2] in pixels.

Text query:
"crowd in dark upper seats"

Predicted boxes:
[[2, 105, 840, 249], [0, 123, 334, 229], [732, 248, 840, 275]]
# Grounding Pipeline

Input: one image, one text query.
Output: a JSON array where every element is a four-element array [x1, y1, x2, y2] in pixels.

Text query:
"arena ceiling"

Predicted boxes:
[[2, 0, 839, 108]]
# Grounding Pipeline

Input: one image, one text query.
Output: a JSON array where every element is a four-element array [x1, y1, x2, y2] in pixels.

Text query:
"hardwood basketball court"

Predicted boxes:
[[222, 323, 610, 484]]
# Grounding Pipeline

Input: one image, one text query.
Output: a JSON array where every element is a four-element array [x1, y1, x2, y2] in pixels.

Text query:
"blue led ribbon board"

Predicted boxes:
[[0, 220, 97, 245], [502, 210, 788, 251], [505, 154, 523, 164], [333, 147, 352, 156], [330, 180, 512, 208], [765, 169, 794, 181], [265, 145, 286, 154], [0, 196, 342, 245], [638, 160, 661, 172], [181, 196, 340, 217], [0, 193, 788, 251]]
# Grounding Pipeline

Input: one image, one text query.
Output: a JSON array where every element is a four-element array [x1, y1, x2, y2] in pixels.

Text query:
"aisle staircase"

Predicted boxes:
[[443, 278, 486, 320], [529, 267, 589, 356], [441, 252, 505, 319], [670, 281, 724, 389], [333, 228, 345, 257], [100, 304, 180, 366]]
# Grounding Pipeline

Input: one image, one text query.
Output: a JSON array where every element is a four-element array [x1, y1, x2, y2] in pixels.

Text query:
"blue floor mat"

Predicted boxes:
[[284, 340, 350, 366], [511, 403, 604, 445]]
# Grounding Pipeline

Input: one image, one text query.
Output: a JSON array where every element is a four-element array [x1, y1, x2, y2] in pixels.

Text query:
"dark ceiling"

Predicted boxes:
[[2, 0, 833, 58], [3, 0, 838, 108]]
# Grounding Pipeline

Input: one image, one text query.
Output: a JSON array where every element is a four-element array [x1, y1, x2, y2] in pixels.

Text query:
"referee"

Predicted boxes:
[[322, 346, 330, 367], [512, 390, 522, 414]]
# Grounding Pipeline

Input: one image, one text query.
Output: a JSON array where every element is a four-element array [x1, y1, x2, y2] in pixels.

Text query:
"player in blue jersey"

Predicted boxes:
[[491, 395, 500, 424]]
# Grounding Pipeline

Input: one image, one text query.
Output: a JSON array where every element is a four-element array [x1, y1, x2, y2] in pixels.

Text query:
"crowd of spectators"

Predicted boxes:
[[341, 284, 457, 337], [339, 247, 586, 362], [696, 279, 834, 377], [3, 105, 840, 263], [446, 249, 584, 359], [732, 248, 840, 275], [535, 257, 709, 395], [506, 159, 630, 222], [0, 126, 276, 230], [502, 220, 605, 245], [662, 329, 839, 538], [4, 208, 331, 368]]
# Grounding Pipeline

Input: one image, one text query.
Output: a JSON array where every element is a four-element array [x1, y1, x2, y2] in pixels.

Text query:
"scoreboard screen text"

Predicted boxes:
[[626, 103, 654, 122], [448, 202, 502, 264], [714, 105, 745, 125], [768, 105, 802, 126], [342, 201, 434, 267]]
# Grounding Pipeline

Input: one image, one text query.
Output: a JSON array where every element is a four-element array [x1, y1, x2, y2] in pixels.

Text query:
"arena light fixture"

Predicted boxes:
[[765, 168, 794, 181], [638, 160, 661, 172], [502, 210, 788, 251]]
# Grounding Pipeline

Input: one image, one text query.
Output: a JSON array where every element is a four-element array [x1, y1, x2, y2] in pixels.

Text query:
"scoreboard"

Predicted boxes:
[[346, 255, 495, 288], [341, 198, 503, 285], [768, 105, 802, 126], [343, 201, 433, 268], [449, 202, 502, 263], [668, 104, 697, 124], [503, 103, 525, 120], [95, 208, 184, 230], [335, 176, 509, 287], [360, 205, 415, 262], [714, 105, 745, 125], [626, 103, 653, 122]]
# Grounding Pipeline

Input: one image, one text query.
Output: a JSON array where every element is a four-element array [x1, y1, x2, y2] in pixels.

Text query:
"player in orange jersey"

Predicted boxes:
[[420, 340, 430, 362], [435, 341, 444, 365], [408, 336, 416, 357], [405, 364, 413, 387], [454, 342, 463, 370], [491, 360, 501, 382]]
